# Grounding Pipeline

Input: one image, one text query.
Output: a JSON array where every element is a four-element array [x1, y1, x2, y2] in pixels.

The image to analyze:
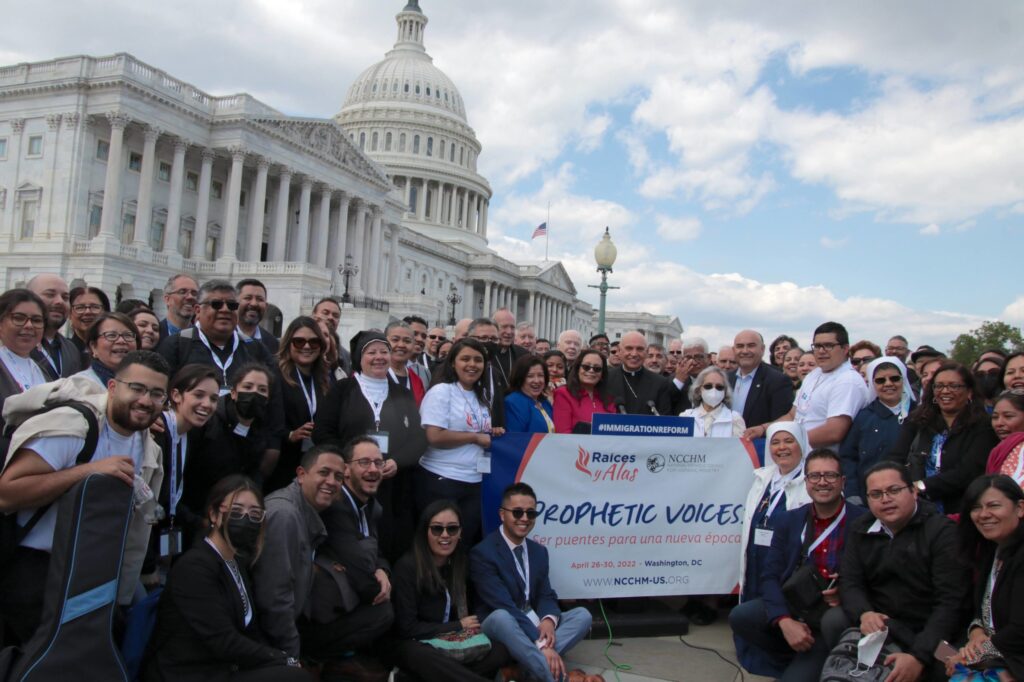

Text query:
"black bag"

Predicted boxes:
[[780, 510, 831, 629], [820, 627, 900, 682], [7, 472, 135, 681], [0, 402, 100, 572]]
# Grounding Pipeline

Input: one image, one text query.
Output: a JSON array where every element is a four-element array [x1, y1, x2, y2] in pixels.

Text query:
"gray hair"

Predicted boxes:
[[198, 279, 236, 301], [516, 321, 534, 332], [384, 320, 412, 336], [688, 365, 734, 408], [683, 337, 709, 353], [164, 272, 198, 295]]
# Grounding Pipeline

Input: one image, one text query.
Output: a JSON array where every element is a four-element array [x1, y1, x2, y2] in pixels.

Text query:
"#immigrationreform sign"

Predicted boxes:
[[482, 432, 759, 599]]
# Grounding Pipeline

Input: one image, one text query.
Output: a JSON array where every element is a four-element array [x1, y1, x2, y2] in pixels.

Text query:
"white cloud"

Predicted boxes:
[[656, 215, 702, 241], [819, 236, 848, 249], [575, 113, 612, 153], [919, 223, 941, 236], [1003, 297, 1024, 325]]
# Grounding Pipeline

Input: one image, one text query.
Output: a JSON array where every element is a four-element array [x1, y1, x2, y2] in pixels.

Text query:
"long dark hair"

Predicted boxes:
[[958, 474, 1024, 562], [434, 338, 490, 407], [204, 474, 266, 562], [565, 350, 611, 406], [910, 361, 988, 434], [508, 354, 548, 396], [412, 500, 468, 612], [277, 316, 329, 397], [769, 335, 798, 367]]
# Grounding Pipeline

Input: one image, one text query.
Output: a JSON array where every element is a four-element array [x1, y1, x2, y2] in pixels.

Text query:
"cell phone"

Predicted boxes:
[[933, 640, 958, 662]]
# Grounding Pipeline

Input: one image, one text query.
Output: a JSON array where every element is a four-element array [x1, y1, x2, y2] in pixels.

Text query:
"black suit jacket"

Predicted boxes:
[[976, 535, 1024, 681], [143, 541, 287, 682], [32, 334, 85, 380], [728, 362, 794, 429], [606, 366, 675, 415]]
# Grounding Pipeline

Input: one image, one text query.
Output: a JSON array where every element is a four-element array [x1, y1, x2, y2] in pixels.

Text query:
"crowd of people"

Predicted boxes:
[[0, 270, 1021, 681]]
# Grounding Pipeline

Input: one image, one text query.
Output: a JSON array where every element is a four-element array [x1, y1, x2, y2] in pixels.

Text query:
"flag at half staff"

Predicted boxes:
[[532, 222, 548, 239]]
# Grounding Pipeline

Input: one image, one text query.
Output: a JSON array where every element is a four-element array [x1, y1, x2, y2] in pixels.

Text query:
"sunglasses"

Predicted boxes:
[[701, 383, 725, 391], [579, 364, 603, 373], [291, 337, 322, 350], [428, 334, 445, 340], [501, 507, 539, 520], [851, 356, 877, 366], [428, 524, 462, 537], [201, 300, 240, 311], [873, 375, 902, 385]]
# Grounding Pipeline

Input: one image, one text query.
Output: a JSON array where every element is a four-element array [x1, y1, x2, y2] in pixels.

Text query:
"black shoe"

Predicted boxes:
[[682, 599, 718, 626]]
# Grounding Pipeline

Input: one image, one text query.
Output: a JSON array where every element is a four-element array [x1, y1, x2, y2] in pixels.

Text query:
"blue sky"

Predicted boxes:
[[4, 0, 1022, 350]]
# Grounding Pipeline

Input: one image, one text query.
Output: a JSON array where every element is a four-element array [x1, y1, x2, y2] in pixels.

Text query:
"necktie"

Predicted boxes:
[[513, 545, 527, 608]]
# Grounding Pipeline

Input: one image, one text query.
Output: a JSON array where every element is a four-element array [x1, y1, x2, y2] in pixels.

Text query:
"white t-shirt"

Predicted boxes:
[[18, 424, 144, 551], [419, 382, 491, 483], [793, 361, 870, 450]]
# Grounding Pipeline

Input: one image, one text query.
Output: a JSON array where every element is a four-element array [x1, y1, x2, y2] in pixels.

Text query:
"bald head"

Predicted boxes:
[[733, 329, 765, 373], [26, 273, 70, 336], [619, 331, 647, 371]]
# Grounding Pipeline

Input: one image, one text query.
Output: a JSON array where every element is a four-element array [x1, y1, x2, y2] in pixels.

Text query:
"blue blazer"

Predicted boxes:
[[503, 391, 553, 434], [760, 501, 868, 623], [470, 530, 561, 642]]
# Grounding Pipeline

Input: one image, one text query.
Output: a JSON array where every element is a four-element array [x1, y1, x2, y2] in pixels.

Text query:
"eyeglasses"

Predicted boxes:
[[428, 334, 445, 340], [351, 458, 385, 469], [222, 505, 265, 523], [290, 337, 322, 350], [6, 312, 45, 328], [805, 471, 842, 483], [472, 335, 499, 343], [428, 523, 462, 537], [99, 330, 137, 343], [668, 350, 683, 356], [850, 356, 877, 366], [71, 303, 103, 314], [579, 364, 603, 373], [501, 507, 539, 520], [683, 354, 706, 361], [200, 299, 240, 311], [933, 383, 966, 392], [701, 383, 725, 391], [114, 378, 168, 402], [866, 485, 910, 501], [169, 288, 199, 299], [874, 375, 902, 385], [811, 342, 842, 352]]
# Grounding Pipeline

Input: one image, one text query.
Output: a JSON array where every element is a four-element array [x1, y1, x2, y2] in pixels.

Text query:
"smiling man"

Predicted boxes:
[[26, 273, 83, 379], [159, 273, 199, 341], [729, 330, 794, 440], [606, 330, 675, 415], [236, 278, 279, 354], [471, 482, 593, 682]]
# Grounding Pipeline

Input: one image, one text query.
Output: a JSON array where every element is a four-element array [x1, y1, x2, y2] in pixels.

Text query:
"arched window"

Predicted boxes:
[[393, 81, 399, 93], [415, 84, 421, 95], [426, 86, 431, 96], [359, 132, 366, 150], [385, 132, 392, 151], [404, 82, 410, 93], [426, 137, 433, 157], [399, 133, 406, 152], [413, 135, 420, 154], [371, 132, 379, 151]]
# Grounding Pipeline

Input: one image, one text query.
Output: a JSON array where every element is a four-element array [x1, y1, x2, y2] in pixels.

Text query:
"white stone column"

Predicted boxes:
[[312, 186, 331, 269], [528, 291, 536, 327], [269, 168, 291, 261], [245, 157, 269, 262], [99, 112, 130, 238], [368, 208, 383, 295], [329, 192, 351, 275], [351, 200, 367, 295], [416, 178, 427, 220], [163, 138, 188, 255], [39, 114, 62, 238], [293, 176, 313, 263], [220, 146, 246, 261], [481, 199, 489, 237], [483, 281, 492, 317], [402, 177, 411, 215], [1, 119, 25, 243], [432, 182, 443, 225], [460, 189, 470, 229], [191, 148, 215, 259], [539, 297, 548, 339], [132, 125, 161, 246], [388, 223, 400, 293], [470, 194, 479, 233], [512, 290, 519, 319]]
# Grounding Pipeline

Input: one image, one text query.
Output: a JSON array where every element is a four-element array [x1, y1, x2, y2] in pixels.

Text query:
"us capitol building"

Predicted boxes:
[[0, 1, 681, 345]]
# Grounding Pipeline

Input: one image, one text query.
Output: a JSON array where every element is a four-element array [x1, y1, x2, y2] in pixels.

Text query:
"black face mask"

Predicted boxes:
[[234, 391, 268, 420], [975, 373, 1002, 400], [225, 516, 261, 560]]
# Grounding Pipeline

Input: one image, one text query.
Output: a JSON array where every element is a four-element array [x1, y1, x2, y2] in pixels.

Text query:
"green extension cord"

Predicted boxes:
[[597, 599, 632, 681]]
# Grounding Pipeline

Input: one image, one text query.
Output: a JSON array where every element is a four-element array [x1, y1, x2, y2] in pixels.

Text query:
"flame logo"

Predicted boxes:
[[575, 446, 592, 476]]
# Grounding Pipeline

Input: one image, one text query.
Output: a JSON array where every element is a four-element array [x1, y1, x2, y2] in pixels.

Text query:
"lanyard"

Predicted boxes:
[[535, 402, 554, 433], [204, 538, 252, 625], [442, 587, 451, 623], [165, 411, 186, 517], [762, 488, 785, 524], [341, 486, 369, 537], [355, 373, 386, 431], [196, 325, 239, 393], [0, 346, 46, 391], [801, 506, 847, 555], [387, 367, 410, 391], [296, 368, 317, 419]]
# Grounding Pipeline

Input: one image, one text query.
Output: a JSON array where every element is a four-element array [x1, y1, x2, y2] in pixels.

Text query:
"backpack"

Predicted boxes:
[[0, 402, 100, 573], [820, 627, 901, 682]]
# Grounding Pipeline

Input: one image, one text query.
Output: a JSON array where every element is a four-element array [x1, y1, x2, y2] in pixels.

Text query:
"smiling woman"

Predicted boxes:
[[74, 312, 141, 389]]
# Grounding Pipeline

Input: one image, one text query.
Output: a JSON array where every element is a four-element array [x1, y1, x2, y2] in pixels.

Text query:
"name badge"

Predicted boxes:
[[476, 453, 492, 474], [525, 608, 541, 627], [754, 528, 774, 547], [160, 527, 184, 558], [370, 431, 389, 456]]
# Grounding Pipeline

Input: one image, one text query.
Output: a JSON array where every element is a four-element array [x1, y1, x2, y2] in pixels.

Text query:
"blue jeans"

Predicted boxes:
[[482, 607, 592, 682]]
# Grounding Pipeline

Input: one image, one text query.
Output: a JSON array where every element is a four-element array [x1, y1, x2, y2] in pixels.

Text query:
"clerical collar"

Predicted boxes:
[[623, 367, 644, 377]]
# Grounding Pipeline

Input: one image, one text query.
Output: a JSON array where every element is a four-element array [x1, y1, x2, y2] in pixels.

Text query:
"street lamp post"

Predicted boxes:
[[337, 254, 359, 304], [588, 227, 619, 335], [446, 283, 463, 326]]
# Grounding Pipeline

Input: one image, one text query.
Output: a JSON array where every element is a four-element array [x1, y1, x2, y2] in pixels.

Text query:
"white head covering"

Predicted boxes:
[[866, 356, 914, 422], [764, 421, 810, 491]]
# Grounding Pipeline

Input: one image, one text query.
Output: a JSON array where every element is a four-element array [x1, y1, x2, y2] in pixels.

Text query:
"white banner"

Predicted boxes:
[[489, 433, 759, 599]]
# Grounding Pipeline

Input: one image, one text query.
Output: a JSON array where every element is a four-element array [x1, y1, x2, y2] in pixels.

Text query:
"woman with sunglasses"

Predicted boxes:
[[848, 340, 881, 382], [680, 366, 745, 437], [552, 350, 615, 434], [887, 361, 998, 513], [0, 289, 49, 439], [73, 311, 141, 388], [391, 501, 510, 681], [265, 317, 330, 493], [313, 331, 425, 560], [839, 357, 916, 504], [144, 475, 306, 682], [986, 391, 1024, 486], [503, 355, 554, 433]]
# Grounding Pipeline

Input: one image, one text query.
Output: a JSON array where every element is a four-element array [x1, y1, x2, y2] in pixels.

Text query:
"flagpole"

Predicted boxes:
[[545, 201, 550, 261]]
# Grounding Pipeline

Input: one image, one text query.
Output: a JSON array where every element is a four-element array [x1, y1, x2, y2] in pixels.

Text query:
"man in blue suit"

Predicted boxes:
[[470, 482, 593, 682], [729, 449, 868, 681]]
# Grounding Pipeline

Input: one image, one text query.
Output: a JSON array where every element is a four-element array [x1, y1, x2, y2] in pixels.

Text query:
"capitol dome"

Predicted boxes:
[[335, 0, 492, 251]]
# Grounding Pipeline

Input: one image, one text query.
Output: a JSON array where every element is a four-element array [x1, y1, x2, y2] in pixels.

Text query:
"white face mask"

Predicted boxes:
[[701, 388, 725, 408]]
